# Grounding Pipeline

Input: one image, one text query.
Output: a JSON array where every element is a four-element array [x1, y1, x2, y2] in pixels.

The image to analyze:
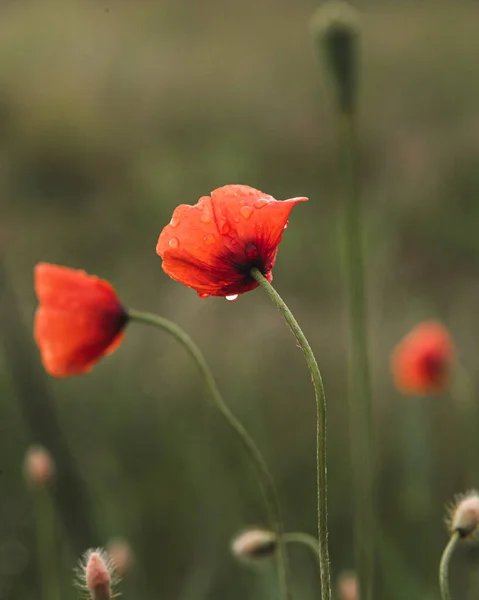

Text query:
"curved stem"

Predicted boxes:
[[439, 532, 460, 600], [338, 109, 375, 600], [35, 489, 60, 600], [250, 268, 331, 600], [283, 532, 320, 566], [128, 308, 291, 600]]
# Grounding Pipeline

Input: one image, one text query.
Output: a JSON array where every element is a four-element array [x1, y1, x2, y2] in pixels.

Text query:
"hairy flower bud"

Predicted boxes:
[[107, 537, 133, 577], [447, 491, 479, 540], [231, 529, 277, 560], [311, 1, 360, 113], [24, 445, 55, 488], [337, 571, 359, 600], [75, 548, 120, 600]]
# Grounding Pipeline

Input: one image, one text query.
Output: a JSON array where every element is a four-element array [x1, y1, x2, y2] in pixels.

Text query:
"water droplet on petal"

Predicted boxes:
[[226, 294, 239, 302], [170, 217, 180, 227], [197, 292, 210, 299], [283, 221, 289, 230], [169, 237, 179, 248], [219, 220, 231, 235], [204, 234, 216, 245], [240, 205, 253, 219], [254, 199, 268, 209], [201, 213, 211, 224]]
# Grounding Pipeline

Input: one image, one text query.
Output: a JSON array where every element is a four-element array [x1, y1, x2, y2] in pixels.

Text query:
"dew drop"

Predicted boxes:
[[170, 216, 180, 227], [240, 205, 253, 219], [204, 234, 216, 245], [201, 213, 211, 224], [283, 221, 289, 230], [254, 199, 268, 209], [197, 292, 210, 299], [219, 220, 231, 235], [169, 237, 179, 248], [226, 294, 239, 302]]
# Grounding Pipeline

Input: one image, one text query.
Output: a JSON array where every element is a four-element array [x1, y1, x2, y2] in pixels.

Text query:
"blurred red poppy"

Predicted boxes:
[[34, 263, 128, 377], [391, 321, 455, 395], [156, 184, 307, 298]]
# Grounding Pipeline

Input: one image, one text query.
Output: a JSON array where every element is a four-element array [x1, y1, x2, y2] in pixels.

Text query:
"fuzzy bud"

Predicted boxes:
[[231, 529, 277, 560], [447, 491, 479, 540], [107, 537, 133, 577], [311, 1, 360, 113], [75, 548, 120, 600], [337, 571, 359, 600], [24, 445, 55, 488]]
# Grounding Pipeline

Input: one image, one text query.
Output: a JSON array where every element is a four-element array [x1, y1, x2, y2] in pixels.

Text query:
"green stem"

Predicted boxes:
[[439, 532, 460, 600], [283, 532, 320, 566], [128, 309, 291, 600], [250, 268, 331, 600], [451, 363, 478, 486], [338, 109, 375, 600], [35, 489, 60, 600]]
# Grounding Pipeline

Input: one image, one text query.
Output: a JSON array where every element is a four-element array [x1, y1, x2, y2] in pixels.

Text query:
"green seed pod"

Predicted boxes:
[[311, 1, 360, 114], [231, 529, 277, 560]]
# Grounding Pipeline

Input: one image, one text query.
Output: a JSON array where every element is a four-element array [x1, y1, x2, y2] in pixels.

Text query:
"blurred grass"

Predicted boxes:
[[2, 0, 479, 598]]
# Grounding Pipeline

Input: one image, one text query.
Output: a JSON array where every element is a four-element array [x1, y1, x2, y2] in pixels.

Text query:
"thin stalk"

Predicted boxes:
[[35, 489, 60, 600], [250, 268, 331, 600], [451, 363, 478, 486], [283, 532, 320, 566], [92, 589, 111, 600], [128, 309, 291, 600], [338, 109, 375, 600], [439, 532, 460, 600]]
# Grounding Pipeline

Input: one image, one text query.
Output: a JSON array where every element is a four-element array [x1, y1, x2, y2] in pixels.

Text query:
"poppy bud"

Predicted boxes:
[[24, 445, 55, 488], [107, 538, 133, 577], [447, 491, 479, 540], [337, 571, 359, 600], [311, 1, 360, 113], [75, 548, 120, 600], [231, 529, 277, 560]]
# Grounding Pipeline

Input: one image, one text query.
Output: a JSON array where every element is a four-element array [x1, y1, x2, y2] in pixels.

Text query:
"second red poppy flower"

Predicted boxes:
[[156, 184, 307, 298]]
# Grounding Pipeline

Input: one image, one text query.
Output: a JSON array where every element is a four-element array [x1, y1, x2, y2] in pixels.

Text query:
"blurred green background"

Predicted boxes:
[[2, 0, 479, 598]]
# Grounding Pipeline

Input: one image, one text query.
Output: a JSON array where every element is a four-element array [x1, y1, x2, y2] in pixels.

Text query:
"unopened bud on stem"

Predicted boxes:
[[24, 445, 55, 488], [311, 1, 360, 113], [107, 537, 133, 577], [337, 571, 359, 600], [447, 491, 479, 540], [75, 548, 120, 600], [231, 529, 277, 560]]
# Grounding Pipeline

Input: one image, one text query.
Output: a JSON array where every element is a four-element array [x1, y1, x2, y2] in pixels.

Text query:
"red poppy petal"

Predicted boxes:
[[210, 185, 307, 257], [34, 306, 125, 377], [35, 263, 122, 314], [161, 251, 262, 296], [156, 196, 220, 262]]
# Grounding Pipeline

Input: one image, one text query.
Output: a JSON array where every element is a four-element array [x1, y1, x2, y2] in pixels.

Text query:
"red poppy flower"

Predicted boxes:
[[34, 263, 128, 377], [391, 321, 455, 395], [156, 185, 307, 298]]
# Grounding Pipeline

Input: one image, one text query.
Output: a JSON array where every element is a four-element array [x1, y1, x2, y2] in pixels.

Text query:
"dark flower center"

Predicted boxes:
[[233, 241, 268, 280], [421, 351, 447, 381]]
